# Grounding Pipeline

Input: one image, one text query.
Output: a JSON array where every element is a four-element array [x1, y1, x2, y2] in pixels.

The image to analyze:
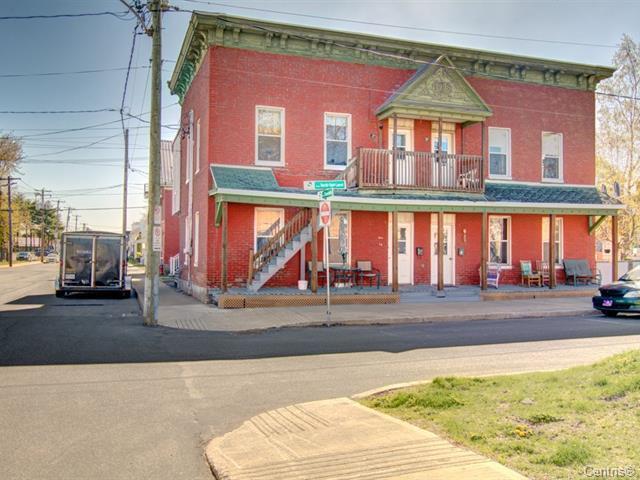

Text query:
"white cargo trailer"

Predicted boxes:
[[55, 231, 132, 298]]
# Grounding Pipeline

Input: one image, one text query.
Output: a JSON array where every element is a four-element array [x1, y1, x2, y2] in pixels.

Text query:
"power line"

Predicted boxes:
[[172, 1, 617, 49], [0, 108, 119, 114], [121, 24, 140, 130], [0, 11, 133, 21], [0, 66, 153, 79], [25, 133, 122, 158]]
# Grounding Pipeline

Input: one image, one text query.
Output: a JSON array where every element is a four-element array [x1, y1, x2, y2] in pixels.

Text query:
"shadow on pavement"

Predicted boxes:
[[1, 292, 640, 367]]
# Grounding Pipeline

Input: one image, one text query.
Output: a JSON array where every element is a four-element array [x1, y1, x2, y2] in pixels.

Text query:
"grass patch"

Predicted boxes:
[[362, 350, 640, 480]]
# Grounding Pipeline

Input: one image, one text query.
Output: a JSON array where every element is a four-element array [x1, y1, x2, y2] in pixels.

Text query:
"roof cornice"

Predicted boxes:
[[169, 12, 616, 103]]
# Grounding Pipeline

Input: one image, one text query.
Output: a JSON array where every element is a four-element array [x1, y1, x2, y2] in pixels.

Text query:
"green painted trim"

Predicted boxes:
[[588, 214, 608, 234], [169, 13, 615, 103], [214, 197, 223, 227], [211, 191, 616, 216]]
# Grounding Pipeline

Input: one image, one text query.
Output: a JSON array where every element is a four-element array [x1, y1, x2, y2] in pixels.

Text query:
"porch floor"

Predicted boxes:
[[211, 283, 597, 306]]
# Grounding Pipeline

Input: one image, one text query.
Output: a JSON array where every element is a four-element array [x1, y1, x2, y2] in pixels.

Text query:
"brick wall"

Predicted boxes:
[[160, 187, 180, 265]]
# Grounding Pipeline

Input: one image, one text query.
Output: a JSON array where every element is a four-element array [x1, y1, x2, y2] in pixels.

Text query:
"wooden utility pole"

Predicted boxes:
[[144, 0, 162, 326], [39, 188, 45, 262], [66, 207, 71, 231], [0, 176, 17, 266], [122, 128, 129, 236], [549, 214, 557, 289], [74, 214, 79, 232]]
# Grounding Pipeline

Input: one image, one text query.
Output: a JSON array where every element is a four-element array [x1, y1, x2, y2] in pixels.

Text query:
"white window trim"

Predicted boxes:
[[542, 217, 564, 267], [193, 211, 200, 267], [255, 106, 285, 167], [488, 127, 512, 180], [327, 211, 352, 266], [171, 136, 181, 215], [488, 215, 512, 267], [254, 207, 285, 251], [541, 131, 563, 183], [195, 118, 201, 174], [186, 110, 194, 184], [324, 112, 352, 171]]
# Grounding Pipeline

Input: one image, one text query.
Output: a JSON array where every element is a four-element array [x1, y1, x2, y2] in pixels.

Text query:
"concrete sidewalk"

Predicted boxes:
[[132, 276, 596, 332], [206, 397, 525, 479]]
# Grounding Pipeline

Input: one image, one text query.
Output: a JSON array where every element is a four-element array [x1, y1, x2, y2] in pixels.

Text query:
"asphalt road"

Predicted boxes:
[[1, 263, 640, 480]]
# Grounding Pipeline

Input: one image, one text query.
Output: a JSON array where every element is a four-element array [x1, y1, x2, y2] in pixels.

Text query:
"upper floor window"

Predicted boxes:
[[256, 106, 284, 166], [488, 127, 511, 178], [325, 113, 351, 169], [542, 132, 563, 182]]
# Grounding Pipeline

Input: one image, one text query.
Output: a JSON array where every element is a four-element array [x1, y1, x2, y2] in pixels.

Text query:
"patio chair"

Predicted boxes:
[[356, 260, 381, 288], [307, 260, 328, 287], [487, 263, 501, 289], [520, 260, 542, 287], [576, 260, 601, 285], [536, 260, 551, 286]]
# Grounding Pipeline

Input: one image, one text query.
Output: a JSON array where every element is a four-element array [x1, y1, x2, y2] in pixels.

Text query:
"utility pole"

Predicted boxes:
[[144, 0, 162, 327], [39, 188, 45, 262], [82, 223, 87, 232], [122, 128, 129, 236], [66, 207, 71, 232], [55, 200, 61, 250], [74, 214, 79, 232], [0, 176, 18, 267]]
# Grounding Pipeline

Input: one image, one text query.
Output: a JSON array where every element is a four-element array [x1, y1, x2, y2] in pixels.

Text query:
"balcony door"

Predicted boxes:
[[432, 129, 455, 188], [389, 128, 414, 186]]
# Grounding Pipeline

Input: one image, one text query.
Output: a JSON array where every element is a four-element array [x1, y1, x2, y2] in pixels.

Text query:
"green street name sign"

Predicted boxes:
[[303, 180, 346, 191], [318, 189, 334, 199]]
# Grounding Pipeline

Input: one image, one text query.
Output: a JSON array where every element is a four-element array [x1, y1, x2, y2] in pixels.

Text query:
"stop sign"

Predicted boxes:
[[319, 200, 331, 226]]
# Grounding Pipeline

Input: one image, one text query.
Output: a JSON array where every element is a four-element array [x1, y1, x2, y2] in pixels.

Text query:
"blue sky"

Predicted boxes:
[[1, 0, 639, 232]]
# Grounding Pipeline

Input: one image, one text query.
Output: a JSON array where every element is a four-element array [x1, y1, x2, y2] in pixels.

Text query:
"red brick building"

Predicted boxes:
[[168, 13, 621, 302], [160, 139, 180, 273]]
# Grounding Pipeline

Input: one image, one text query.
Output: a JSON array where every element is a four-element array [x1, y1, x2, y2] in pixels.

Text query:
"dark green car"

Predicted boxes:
[[593, 266, 640, 317]]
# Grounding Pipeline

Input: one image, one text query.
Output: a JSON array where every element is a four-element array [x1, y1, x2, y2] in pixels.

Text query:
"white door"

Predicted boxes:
[[430, 214, 455, 285], [388, 213, 414, 285], [432, 132, 455, 188], [390, 129, 415, 186]]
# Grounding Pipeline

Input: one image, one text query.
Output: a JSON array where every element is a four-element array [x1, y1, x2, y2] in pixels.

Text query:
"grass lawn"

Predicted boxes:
[[362, 350, 640, 479]]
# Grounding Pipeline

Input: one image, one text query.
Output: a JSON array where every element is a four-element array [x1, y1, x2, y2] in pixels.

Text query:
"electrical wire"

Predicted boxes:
[[0, 108, 119, 114], [0, 11, 133, 21], [0, 66, 152, 79]]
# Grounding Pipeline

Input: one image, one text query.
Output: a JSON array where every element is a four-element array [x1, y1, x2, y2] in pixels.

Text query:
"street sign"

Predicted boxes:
[[304, 180, 346, 191], [318, 189, 333, 199], [319, 200, 332, 226], [152, 226, 162, 252]]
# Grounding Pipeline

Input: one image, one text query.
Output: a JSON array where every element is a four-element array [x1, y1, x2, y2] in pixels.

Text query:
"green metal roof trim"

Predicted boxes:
[[210, 165, 622, 207], [210, 165, 280, 191], [169, 12, 615, 103], [376, 55, 492, 122]]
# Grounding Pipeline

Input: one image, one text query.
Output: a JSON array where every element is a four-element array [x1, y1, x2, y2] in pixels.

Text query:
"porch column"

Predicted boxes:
[[612, 215, 618, 281], [437, 117, 443, 188], [549, 213, 557, 289], [392, 210, 399, 292], [221, 201, 228, 293], [480, 121, 486, 180], [311, 208, 318, 293], [392, 113, 398, 187], [480, 211, 488, 290], [437, 210, 445, 293]]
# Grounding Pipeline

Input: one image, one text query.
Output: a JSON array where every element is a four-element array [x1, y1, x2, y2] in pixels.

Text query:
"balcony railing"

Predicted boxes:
[[343, 148, 484, 193]]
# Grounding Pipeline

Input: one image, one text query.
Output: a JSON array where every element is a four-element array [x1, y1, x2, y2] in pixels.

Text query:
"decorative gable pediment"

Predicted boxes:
[[377, 55, 492, 123]]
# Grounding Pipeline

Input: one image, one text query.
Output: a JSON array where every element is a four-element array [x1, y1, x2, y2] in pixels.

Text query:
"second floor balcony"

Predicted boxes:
[[343, 147, 485, 193]]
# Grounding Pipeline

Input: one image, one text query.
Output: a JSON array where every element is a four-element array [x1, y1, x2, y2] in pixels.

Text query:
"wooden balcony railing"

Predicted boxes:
[[345, 147, 484, 193]]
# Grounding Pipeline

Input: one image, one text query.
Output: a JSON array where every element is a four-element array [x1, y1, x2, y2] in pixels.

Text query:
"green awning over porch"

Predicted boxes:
[[209, 164, 623, 225]]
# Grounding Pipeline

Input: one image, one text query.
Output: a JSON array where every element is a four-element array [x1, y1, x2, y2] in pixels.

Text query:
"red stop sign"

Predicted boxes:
[[319, 201, 331, 226]]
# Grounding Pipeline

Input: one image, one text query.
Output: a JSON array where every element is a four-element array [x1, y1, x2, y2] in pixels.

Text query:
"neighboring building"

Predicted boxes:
[[160, 138, 180, 273], [168, 13, 623, 302], [128, 219, 146, 264]]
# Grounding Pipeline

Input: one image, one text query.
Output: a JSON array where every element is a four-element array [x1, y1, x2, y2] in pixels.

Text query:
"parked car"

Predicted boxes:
[[16, 252, 32, 261], [45, 253, 60, 263], [592, 265, 640, 317]]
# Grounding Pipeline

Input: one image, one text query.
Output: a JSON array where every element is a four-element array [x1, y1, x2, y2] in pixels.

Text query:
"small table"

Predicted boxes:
[[330, 265, 357, 288]]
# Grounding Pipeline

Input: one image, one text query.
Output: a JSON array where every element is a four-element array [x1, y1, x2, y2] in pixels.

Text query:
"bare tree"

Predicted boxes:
[[597, 35, 640, 258]]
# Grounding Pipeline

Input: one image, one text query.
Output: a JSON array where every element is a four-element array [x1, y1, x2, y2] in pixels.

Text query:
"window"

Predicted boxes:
[[488, 127, 511, 178], [325, 113, 351, 169], [542, 217, 563, 265], [195, 118, 200, 174], [193, 211, 200, 267], [542, 132, 563, 181], [186, 110, 194, 184], [256, 106, 284, 165], [328, 212, 350, 266], [171, 136, 181, 215], [255, 208, 284, 252], [183, 216, 192, 264], [489, 216, 510, 265]]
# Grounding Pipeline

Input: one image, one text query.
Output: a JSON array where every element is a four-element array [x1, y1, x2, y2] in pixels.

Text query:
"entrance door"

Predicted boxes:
[[432, 132, 455, 188], [388, 213, 414, 285], [390, 129, 415, 186], [430, 214, 455, 285]]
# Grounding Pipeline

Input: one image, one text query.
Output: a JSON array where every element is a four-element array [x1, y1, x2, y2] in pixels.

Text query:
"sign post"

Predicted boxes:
[[319, 199, 332, 323]]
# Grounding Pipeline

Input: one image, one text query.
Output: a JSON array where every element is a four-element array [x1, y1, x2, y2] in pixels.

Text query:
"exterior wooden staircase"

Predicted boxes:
[[247, 208, 314, 292]]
